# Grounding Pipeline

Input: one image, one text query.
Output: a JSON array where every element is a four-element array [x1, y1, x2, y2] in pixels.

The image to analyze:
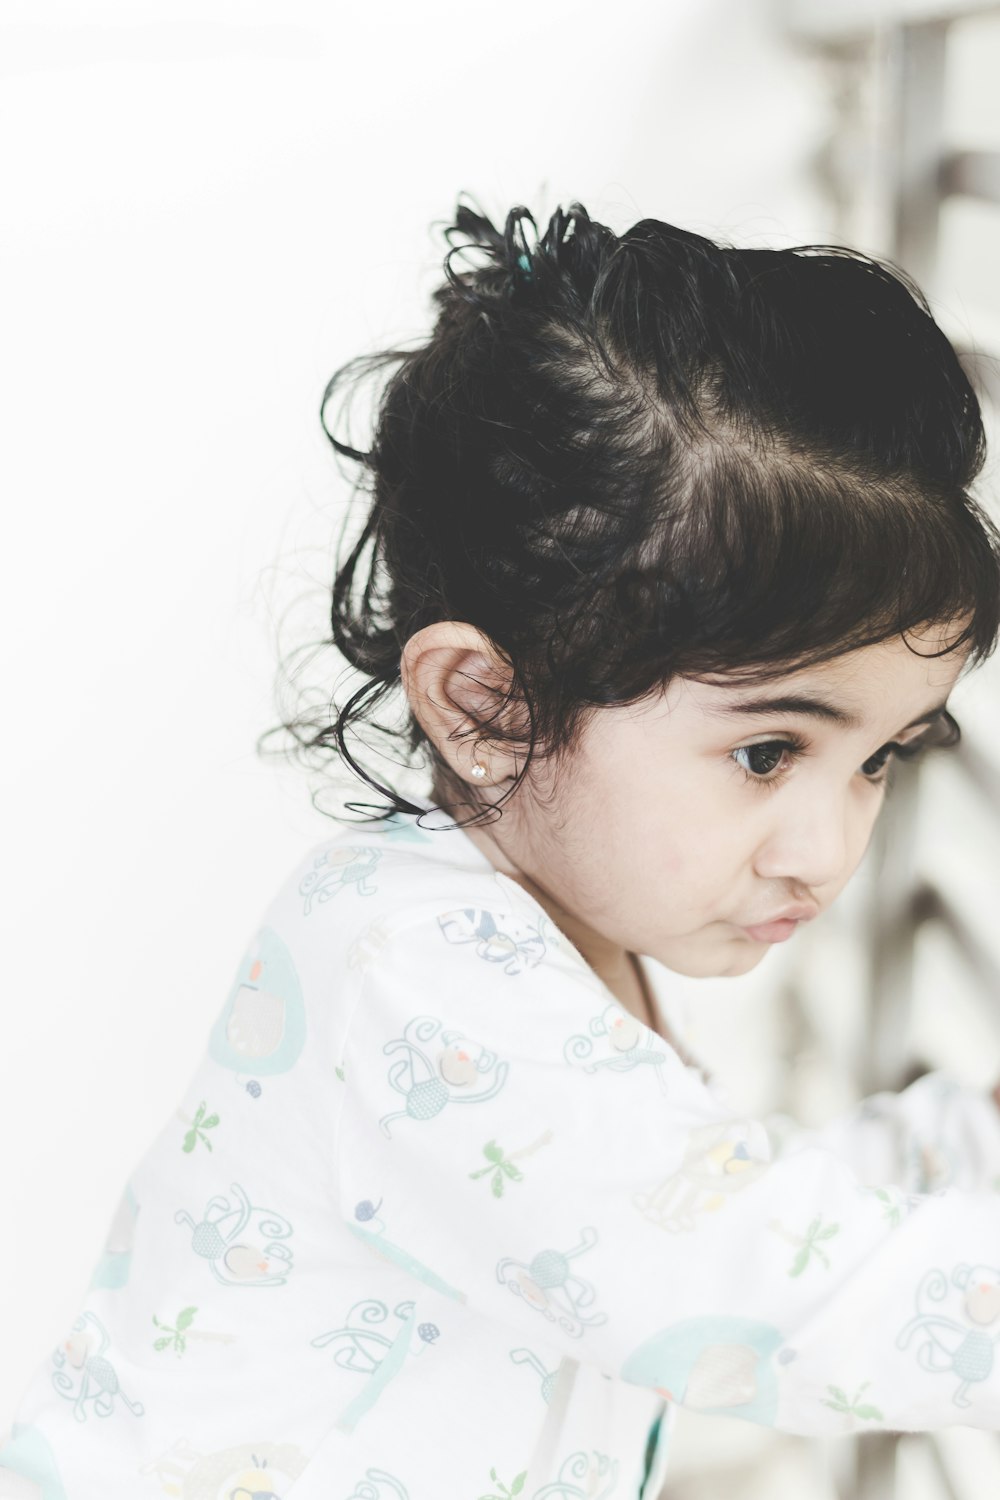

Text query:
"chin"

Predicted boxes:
[[660, 938, 770, 980]]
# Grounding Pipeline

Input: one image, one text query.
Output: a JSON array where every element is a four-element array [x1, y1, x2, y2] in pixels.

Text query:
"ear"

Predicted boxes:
[[400, 621, 518, 786], [952, 1263, 972, 1290]]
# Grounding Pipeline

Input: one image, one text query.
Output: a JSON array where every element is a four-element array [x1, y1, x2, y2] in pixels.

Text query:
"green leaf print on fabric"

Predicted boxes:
[[896, 1263, 1000, 1408], [469, 1133, 554, 1197], [181, 1100, 220, 1153], [858, 1183, 921, 1228], [497, 1227, 607, 1338], [151, 1306, 238, 1357], [377, 1015, 509, 1138], [299, 844, 384, 911], [769, 1214, 840, 1276], [478, 1465, 528, 1499], [173, 1181, 294, 1287], [821, 1381, 884, 1422], [51, 1310, 145, 1422], [152, 1305, 197, 1354]]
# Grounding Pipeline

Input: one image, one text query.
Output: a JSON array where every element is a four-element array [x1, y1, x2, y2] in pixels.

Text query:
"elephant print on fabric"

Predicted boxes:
[[299, 845, 383, 912], [497, 1227, 607, 1339], [621, 1315, 786, 1424], [173, 1181, 294, 1287], [139, 1437, 308, 1497], [51, 1310, 145, 1423], [436, 905, 551, 976], [563, 1004, 670, 1093], [632, 1120, 772, 1233], [209, 926, 306, 1080], [377, 1015, 509, 1138], [896, 1263, 1000, 1407]]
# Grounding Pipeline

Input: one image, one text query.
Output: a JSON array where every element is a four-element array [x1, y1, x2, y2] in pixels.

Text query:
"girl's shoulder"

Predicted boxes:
[[255, 806, 566, 994]]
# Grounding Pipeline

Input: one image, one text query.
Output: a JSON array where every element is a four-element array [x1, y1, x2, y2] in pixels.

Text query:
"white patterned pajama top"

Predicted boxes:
[[5, 795, 1000, 1500]]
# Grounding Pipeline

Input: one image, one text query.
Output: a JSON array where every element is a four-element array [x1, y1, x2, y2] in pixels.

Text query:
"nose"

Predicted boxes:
[[752, 784, 855, 890]]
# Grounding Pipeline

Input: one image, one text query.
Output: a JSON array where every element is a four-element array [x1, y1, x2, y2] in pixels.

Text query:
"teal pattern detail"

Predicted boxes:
[[497, 1227, 607, 1338], [299, 845, 383, 912], [347, 1217, 467, 1301], [437, 906, 550, 975], [87, 1179, 138, 1291], [0, 1422, 68, 1498], [896, 1263, 1000, 1407], [51, 1310, 145, 1422], [375, 808, 434, 845], [621, 1315, 785, 1424], [334, 1309, 416, 1434], [378, 1014, 509, 1138], [346, 1468, 411, 1499], [510, 1347, 560, 1403], [531, 1450, 619, 1498], [209, 925, 306, 1077], [312, 1297, 418, 1373], [174, 1181, 293, 1286], [564, 1004, 669, 1093]]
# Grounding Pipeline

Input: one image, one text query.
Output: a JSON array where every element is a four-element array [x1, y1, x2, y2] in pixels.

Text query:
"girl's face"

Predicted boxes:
[[471, 625, 969, 979]]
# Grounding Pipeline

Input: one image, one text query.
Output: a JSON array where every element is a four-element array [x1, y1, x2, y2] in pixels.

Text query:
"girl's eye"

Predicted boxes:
[[731, 741, 795, 781], [732, 737, 913, 786], [860, 742, 897, 780]]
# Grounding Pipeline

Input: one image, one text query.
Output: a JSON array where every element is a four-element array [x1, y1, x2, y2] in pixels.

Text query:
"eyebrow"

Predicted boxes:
[[711, 694, 951, 734]]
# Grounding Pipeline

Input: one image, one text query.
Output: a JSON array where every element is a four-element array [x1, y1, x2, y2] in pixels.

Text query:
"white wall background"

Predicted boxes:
[[0, 0, 952, 1466]]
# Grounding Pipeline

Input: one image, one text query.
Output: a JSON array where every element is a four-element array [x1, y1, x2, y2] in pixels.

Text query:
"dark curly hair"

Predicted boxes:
[[259, 193, 1000, 831]]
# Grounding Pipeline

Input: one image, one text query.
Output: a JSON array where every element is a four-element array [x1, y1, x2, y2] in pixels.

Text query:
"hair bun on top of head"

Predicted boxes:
[[438, 193, 617, 309]]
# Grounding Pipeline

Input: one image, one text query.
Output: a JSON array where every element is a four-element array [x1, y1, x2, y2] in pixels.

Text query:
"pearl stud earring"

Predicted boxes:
[[470, 762, 487, 780]]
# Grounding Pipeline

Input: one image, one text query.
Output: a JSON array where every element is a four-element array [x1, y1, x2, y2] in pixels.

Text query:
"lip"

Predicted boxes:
[[741, 918, 803, 944], [738, 905, 820, 945]]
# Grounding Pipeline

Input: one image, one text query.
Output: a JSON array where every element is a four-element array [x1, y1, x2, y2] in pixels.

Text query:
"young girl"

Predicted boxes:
[[4, 195, 1000, 1500]]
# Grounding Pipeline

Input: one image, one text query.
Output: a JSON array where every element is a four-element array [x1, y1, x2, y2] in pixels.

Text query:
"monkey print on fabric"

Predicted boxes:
[[8, 809, 1000, 1496]]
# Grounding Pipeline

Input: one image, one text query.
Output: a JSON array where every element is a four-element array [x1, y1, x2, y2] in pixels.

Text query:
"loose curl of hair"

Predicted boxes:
[[259, 192, 1000, 831]]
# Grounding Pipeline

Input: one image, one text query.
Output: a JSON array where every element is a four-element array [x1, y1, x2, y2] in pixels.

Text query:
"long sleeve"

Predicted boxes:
[[757, 1071, 1000, 1198], [334, 898, 1000, 1439], [658, 987, 1000, 1198]]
